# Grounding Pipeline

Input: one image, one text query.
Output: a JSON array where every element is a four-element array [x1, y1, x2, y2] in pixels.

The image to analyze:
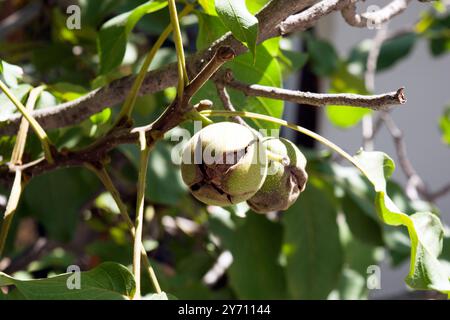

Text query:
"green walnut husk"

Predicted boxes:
[[181, 122, 268, 206], [247, 137, 308, 213]]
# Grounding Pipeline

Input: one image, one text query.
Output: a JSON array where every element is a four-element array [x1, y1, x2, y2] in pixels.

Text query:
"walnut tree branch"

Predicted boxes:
[[0, 0, 316, 136], [221, 71, 406, 110], [215, 82, 247, 126], [341, 0, 412, 28], [0, 46, 236, 185], [280, 0, 352, 35]]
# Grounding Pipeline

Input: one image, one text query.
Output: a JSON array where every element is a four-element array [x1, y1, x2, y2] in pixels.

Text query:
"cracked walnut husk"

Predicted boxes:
[[181, 122, 268, 206]]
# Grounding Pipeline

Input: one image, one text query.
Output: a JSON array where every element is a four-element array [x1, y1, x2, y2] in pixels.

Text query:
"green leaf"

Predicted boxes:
[[439, 106, 450, 145], [196, 11, 228, 50], [228, 212, 287, 299], [120, 140, 187, 205], [144, 292, 174, 300], [418, 12, 450, 56], [332, 216, 383, 300], [0, 262, 135, 300], [19, 168, 100, 242], [326, 65, 371, 128], [193, 39, 283, 129], [97, 0, 168, 74], [79, 0, 126, 27], [90, 108, 112, 125], [278, 49, 308, 74], [199, 0, 217, 15], [355, 151, 450, 294], [341, 193, 383, 246], [0, 60, 24, 88], [378, 33, 417, 70], [48, 82, 88, 102], [245, 0, 270, 14], [0, 84, 32, 121], [348, 33, 417, 73], [282, 182, 343, 299], [306, 35, 339, 76], [215, 0, 259, 58], [36, 91, 58, 110]]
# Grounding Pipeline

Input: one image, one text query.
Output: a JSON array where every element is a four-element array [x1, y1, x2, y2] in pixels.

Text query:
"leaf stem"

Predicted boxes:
[[133, 131, 152, 299], [85, 163, 162, 295], [117, 4, 193, 121], [0, 171, 22, 257], [0, 81, 54, 164], [0, 86, 45, 257], [199, 110, 370, 177], [168, 0, 189, 99]]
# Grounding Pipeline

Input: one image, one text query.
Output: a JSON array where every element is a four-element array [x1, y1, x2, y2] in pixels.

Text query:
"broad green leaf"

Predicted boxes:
[[326, 65, 371, 128], [228, 212, 287, 299], [199, 0, 217, 15], [144, 292, 172, 299], [193, 40, 283, 129], [120, 140, 187, 205], [90, 108, 112, 124], [36, 91, 58, 110], [306, 35, 339, 76], [330, 164, 383, 246], [48, 82, 88, 102], [215, 0, 259, 58], [278, 49, 308, 74], [378, 33, 417, 70], [19, 168, 100, 242], [430, 37, 450, 57], [355, 151, 450, 294], [0, 84, 32, 121], [196, 11, 228, 50], [0, 262, 135, 300], [439, 106, 450, 145], [331, 268, 366, 300], [417, 12, 450, 56], [283, 183, 343, 299], [97, 0, 168, 74], [341, 194, 383, 246], [79, 0, 126, 27], [0, 60, 23, 88], [245, 0, 269, 14], [348, 32, 417, 73]]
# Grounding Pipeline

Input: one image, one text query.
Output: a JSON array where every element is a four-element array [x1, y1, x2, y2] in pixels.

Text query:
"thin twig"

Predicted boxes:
[[168, 0, 189, 99], [280, 0, 352, 34], [0, 0, 320, 135], [362, 25, 390, 151], [0, 86, 44, 257], [85, 163, 162, 294], [428, 183, 450, 201], [215, 82, 247, 126], [133, 131, 151, 299], [380, 112, 427, 200], [0, 81, 54, 163], [0, 46, 235, 186], [341, 0, 412, 28], [222, 71, 406, 110], [117, 4, 193, 121]]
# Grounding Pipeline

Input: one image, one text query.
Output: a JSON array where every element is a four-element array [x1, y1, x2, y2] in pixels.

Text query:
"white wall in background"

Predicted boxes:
[[317, 1, 450, 298]]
